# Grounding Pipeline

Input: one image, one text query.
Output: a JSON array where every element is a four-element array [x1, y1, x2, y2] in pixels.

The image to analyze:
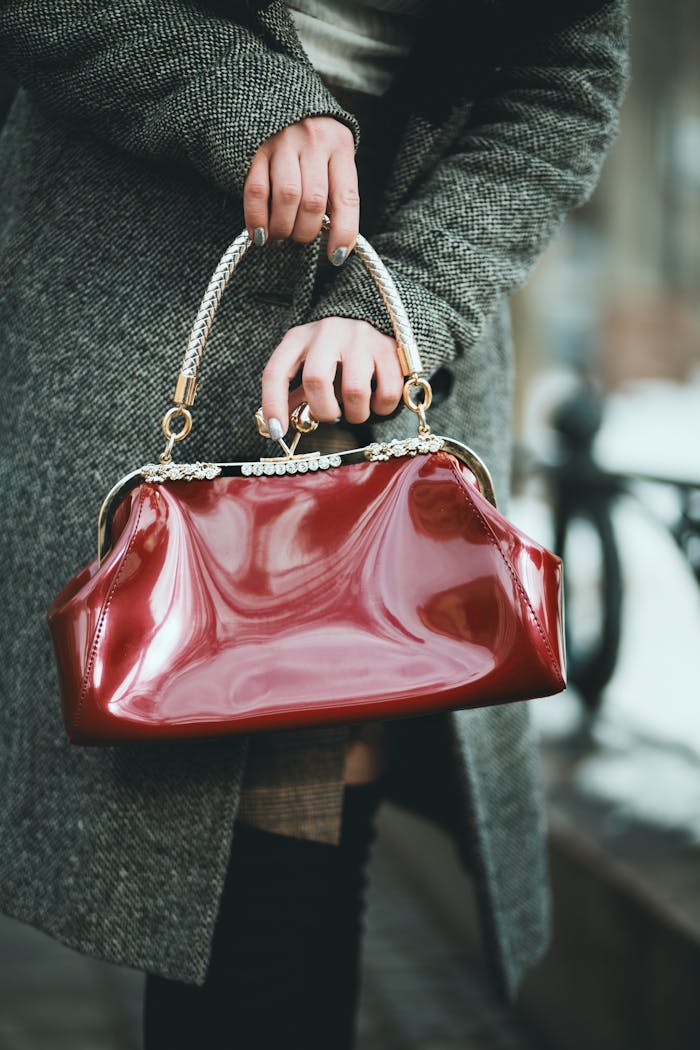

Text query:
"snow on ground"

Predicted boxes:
[[510, 373, 700, 838]]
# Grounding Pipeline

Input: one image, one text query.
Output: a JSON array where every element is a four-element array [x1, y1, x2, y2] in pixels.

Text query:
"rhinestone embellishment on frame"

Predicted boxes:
[[141, 462, 223, 483], [364, 436, 444, 461], [240, 453, 343, 478]]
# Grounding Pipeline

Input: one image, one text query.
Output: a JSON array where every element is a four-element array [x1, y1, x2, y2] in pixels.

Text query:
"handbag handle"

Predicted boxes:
[[160, 215, 432, 457]]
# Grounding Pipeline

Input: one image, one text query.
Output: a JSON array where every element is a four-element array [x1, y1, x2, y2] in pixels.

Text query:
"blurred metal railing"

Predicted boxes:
[[516, 382, 700, 715]]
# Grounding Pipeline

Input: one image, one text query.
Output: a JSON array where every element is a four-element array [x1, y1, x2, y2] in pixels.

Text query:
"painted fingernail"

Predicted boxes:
[[330, 246, 349, 267], [254, 227, 267, 247], [268, 417, 285, 441]]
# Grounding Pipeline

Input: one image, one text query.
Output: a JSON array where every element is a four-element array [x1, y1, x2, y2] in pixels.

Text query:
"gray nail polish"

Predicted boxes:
[[268, 417, 285, 441], [254, 227, 267, 247], [330, 246, 349, 267]]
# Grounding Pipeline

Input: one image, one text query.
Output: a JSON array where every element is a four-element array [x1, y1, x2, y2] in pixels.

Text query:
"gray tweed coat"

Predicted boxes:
[[0, 0, 628, 1001]]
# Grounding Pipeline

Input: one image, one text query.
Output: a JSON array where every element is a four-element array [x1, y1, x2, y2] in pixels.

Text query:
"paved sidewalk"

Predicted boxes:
[[0, 804, 538, 1050], [0, 913, 141, 1050], [357, 806, 539, 1050]]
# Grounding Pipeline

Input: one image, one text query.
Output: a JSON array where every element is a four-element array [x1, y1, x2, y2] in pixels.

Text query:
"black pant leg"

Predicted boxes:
[[142, 779, 384, 1050]]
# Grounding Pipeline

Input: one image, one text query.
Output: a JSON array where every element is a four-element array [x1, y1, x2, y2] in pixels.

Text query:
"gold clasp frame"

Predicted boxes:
[[254, 402, 321, 462]]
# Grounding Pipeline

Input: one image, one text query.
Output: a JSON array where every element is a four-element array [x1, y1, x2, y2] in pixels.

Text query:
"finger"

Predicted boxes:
[[291, 149, 329, 244], [339, 345, 374, 424], [261, 327, 309, 436], [243, 150, 270, 246], [269, 148, 302, 241], [300, 338, 343, 422], [327, 150, 360, 265], [369, 345, 404, 416]]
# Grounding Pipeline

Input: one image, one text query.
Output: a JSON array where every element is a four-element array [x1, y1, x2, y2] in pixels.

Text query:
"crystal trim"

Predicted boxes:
[[364, 436, 444, 461], [141, 462, 222, 483], [238, 452, 344, 478]]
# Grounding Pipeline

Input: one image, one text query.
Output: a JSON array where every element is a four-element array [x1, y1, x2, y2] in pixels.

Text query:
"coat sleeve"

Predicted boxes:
[[0, 0, 360, 197], [304, 0, 630, 380]]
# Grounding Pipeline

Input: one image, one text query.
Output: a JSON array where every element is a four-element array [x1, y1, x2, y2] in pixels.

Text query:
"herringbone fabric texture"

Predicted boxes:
[[0, 0, 628, 1001]]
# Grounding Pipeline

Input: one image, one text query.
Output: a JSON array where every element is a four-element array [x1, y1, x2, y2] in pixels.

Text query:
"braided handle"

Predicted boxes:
[[171, 215, 425, 409]]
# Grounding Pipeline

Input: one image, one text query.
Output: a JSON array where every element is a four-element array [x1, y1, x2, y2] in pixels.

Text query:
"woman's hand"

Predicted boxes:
[[244, 117, 359, 266], [247, 120, 393, 438], [261, 318, 404, 438]]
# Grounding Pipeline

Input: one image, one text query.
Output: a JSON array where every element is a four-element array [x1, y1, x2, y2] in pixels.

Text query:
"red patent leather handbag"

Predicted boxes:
[[48, 218, 566, 745]]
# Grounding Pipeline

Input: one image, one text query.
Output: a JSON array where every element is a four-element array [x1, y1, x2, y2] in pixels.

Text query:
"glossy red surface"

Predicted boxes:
[[48, 451, 565, 745]]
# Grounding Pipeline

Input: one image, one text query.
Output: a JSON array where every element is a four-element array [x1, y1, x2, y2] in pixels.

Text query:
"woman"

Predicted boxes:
[[0, 1, 629, 1046]]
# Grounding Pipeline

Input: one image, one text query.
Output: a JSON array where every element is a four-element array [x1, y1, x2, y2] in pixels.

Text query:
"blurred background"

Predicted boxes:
[[1, 1, 699, 1047], [503, 1, 700, 1047]]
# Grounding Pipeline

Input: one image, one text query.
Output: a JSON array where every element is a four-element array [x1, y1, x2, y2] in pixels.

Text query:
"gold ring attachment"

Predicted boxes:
[[159, 406, 193, 463], [162, 405, 193, 442], [402, 376, 433, 414]]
